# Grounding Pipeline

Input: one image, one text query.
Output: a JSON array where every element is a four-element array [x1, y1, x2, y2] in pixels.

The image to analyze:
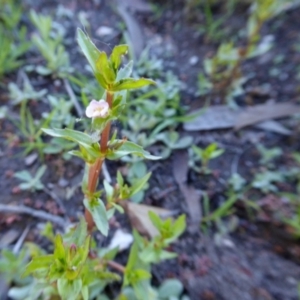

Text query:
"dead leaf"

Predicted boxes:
[[115, 0, 146, 58], [255, 120, 291, 135], [235, 102, 300, 129], [183, 103, 300, 133], [173, 151, 202, 232], [173, 150, 189, 185], [124, 202, 173, 238], [184, 105, 237, 131], [0, 229, 19, 248]]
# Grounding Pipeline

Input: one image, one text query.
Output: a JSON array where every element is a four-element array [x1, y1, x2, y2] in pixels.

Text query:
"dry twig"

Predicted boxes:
[[0, 204, 67, 227]]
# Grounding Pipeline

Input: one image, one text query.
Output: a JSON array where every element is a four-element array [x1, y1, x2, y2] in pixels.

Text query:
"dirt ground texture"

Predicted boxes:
[[1, 0, 300, 299]]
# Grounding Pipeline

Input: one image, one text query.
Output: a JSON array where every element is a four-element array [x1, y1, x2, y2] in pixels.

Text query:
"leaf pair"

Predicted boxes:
[[77, 29, 155, 92]]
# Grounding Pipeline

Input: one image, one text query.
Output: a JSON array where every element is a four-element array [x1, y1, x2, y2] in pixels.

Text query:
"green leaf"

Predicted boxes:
[[210, 148, 224, 159], [191, 145, 203, 159], [81, 285, 89, 300], [117, 170, 124, 186], [23, 255, 53, 277], [77, 28, 101, 73], [126, 241, 139, 271], [98, 247, 119, 260], [124, 268, 151, 287], [159, 250, 177, 260], [104, 180, 114, 202], [172, 214, 186, 240], [129, 172, 151, 197], [35, 165, 47, 179], [158, 279, 183, 298], [57, 278, 82, 300], [112, 78, 155, 92], [113, 203, 124, 214], [80, 235, 91, 263], [107, 141, 161, 161], [42, 128, 93, 145], [106, 208, 115, 220], [173, 136, 193, 149], [133, 269, 151, 281], [117, 61, 133, 81], [203, 195, 237, 222], [65, 217, 87, 246], [84, 198, 109, 236], [42, 128, 100, 159], [139, 247, 157, 264], [68, 150, 86, 160], [54, 234, 66, 261], [110, 44, 128, 71], [96, 52, 116, 84], [95, 71, 109, 89], [148, 211, 162, 231]]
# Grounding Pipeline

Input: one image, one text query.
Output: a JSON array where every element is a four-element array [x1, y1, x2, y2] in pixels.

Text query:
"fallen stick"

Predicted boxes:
[[13, 225, 30, 254], [0, 204, 66, 227]]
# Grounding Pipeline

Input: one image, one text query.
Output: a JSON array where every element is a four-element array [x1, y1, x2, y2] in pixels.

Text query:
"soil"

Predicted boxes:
[[1, 1, 300, 300]]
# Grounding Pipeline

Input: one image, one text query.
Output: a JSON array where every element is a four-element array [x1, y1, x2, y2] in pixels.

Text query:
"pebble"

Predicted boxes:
[[24, 152, 38, 166], [189, 56, 199, 66], [58, 177, 69, 188], [96, 26, 114, 37]]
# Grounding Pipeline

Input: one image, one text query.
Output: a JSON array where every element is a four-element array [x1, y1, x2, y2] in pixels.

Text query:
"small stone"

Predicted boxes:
[[96, 26, 114, 37], [25, 152, 38, 166], [189, 56, 199, 66], [54, 79, 61, 87], [58, 177, 69, 188]]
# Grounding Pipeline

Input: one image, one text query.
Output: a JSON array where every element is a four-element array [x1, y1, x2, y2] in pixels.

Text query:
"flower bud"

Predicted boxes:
[[69, 244, 77, 259]]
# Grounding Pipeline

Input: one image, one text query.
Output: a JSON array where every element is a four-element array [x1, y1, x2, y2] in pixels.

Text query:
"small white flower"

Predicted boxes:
[[85, 99, 109, 118]]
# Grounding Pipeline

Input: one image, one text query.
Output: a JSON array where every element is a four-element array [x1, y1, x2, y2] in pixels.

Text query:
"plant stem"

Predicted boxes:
[[107, 260, 125, 273], [100, 92, 113, 153], [84, 91, 114, 232]]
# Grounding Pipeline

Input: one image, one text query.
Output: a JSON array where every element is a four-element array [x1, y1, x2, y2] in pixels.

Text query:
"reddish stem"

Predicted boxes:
[[84, 91, 114, 232], [107, 260, 125, 273]]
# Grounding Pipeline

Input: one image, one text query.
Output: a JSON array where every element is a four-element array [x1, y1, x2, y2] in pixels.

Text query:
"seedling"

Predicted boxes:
[[120, 266, 189, 300], [134, 46, 164, 78], [9, 31, 187, 300], [0, 0, 30, 78], [228, 173, 246, 193], [43, 95, 75, 129], [189, 143, 224, 174], [257, 144, 282, 167], [0, 28, 30, 78], [30, 10, 72, 77], [0, 248, 29, 285], [195, 0, 237, 43], [251, 170, 284, 193], [202, 195, 238, 223], [14, 165, 47, 192], [9, 102, 53, 158], [198, 0, 287, 105], [279, 193, 300, 239], [124, 160, 150, 203], [0, 0, 22, 31], [9, 75, 47, 105]]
